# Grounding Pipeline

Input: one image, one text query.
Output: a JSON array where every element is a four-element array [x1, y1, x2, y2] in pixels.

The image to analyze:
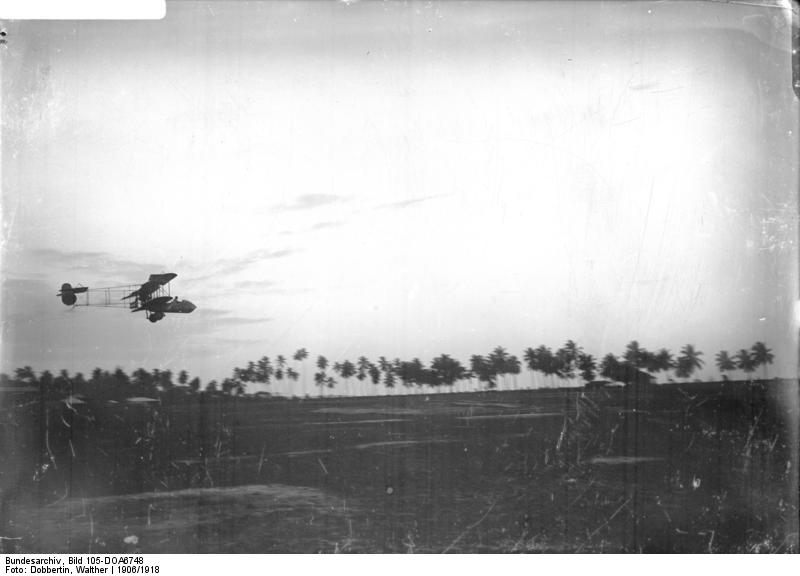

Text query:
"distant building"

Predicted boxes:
[[585, 380, 611, 390], [603, 364, 655, 387]]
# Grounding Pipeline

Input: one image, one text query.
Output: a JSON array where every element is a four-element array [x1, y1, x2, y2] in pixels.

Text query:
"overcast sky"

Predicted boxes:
[[1, 0, 797, 392]]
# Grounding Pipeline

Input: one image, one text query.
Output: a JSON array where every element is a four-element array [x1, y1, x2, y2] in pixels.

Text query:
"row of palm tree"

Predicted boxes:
[[2, 341, 776, 398], [228, 340, 776, 394], [715, 342, 774, 380]]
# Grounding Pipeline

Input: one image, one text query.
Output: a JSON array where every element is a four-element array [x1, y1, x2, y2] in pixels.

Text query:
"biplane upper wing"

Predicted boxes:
[[121, 273, 177, 301]]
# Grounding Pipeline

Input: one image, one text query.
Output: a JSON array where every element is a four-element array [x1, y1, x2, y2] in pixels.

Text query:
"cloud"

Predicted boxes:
[[191, 306, 272, 329], [311, 220, 344, 230], [0, 277, 52, 321], [187, 248, 297, 282], [25, 248, 166, 281], [195, 307, 233, 318], [375, 194, 449, 210], [1, 277, 50, 291], [194, 315, 273, 332], [209, 336, 258, 349], [233, 279, 278, 290], [250, 248, 294, 260], [207, 316, 273, 327], [628, 81, 658, 92], [274, 194, 343, 211]]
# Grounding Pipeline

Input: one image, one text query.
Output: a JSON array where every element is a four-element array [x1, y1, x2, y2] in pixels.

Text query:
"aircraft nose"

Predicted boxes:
[[185, 300, 197, 313]]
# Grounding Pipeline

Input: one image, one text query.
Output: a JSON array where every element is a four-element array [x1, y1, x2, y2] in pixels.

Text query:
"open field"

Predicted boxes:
[[1, 380, 797, 553]]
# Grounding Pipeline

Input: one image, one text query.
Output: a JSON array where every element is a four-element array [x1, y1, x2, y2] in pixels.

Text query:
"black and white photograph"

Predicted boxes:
[[1, 0, 798, 554]]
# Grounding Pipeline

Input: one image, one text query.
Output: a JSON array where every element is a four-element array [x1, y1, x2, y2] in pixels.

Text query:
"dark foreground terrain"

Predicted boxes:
[[1, 380, 798, 553]]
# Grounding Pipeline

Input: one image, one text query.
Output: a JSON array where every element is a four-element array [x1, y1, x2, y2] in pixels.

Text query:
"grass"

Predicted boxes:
[[0, 380, 797, 553]]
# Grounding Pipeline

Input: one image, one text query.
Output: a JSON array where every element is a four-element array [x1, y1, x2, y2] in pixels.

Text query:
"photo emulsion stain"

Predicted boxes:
[[1, 0, 798, 554]]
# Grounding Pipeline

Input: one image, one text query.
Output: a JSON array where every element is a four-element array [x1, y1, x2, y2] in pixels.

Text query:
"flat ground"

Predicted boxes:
[[1, 381, 797, 553]]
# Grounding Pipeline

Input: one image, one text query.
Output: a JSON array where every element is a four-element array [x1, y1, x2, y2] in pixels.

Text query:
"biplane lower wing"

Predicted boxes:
[[131, 296, 172, 312]]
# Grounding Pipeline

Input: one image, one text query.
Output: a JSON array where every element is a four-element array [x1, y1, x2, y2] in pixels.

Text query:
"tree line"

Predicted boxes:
[[0, 340, 776, 399]]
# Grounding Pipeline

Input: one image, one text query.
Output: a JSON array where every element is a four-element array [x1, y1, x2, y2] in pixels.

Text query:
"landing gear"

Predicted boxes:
[[147, 312, 165, 323]]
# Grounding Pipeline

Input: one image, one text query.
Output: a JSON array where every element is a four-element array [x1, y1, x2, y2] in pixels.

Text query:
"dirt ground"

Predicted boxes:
[[1, 380, 797, 553]]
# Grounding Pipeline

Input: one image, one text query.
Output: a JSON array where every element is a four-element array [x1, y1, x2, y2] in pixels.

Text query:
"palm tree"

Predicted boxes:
[[15, 366, 35, 384], [159, 369, 174, 391], [431, 354, 467, 390], [677, 344, 704, 381], [368, 362, 382, 389], [161, 370, 174, 390], [314, 372, 326, 396], [468, 355, 483, 390], [275, 355, 287, 382], [39, 370, 53, 397], [490, 346, 522, 389], [257, 356, 273, 385], [555, 349, 574, 383], [735, 349, 756, 379], [750, 342, 774, 380], [635, 348, 673, 381], [73, 372, 86, 395], [536, 345, 560, 387], [624, 340, 646, 369], [356, 357, 368, 380], [331, 361, 349, 395], [356, 356, 369, 391], [293, 349, 308, 395], [506, 355, 521, 389], [378, 356, 395, 393], [523, 347, 539, 388], [558, 340, 582, 384], [577, 352, 596, 384], [488, 347, 508, 386], [56, 369, 72, 396], [469, 354, 496, 389], [654, 348, 674, 375], [600, 353, 621, 381], [715, 350, 736, 380], [411, 358, 429, 388], [563, 340, 581, 359], [221, 378, 236, 395], [315, 355, 328, 397], [340, 360, 356, 395], [91, 367, 105, 385], [110, 368, 129, 397], [392, 359, 408, 388], [132, 368, 154, 396], [325, 375, 337, 391]]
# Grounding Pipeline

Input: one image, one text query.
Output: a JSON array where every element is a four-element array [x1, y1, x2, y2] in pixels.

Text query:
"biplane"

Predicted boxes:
[[57, 273, 196, 323]]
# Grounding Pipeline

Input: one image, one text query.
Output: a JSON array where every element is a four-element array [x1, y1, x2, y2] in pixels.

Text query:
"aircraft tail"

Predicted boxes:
[[57, 283, 88, 306]]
